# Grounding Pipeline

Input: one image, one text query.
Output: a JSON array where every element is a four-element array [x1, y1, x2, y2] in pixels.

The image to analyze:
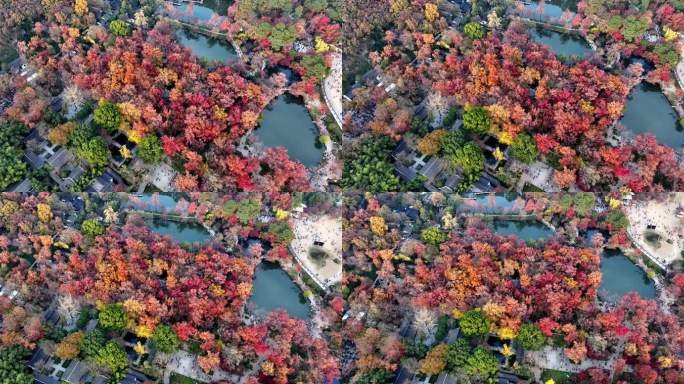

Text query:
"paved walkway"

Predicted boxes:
[[161, 351, 238, 384], [526, 345, 623, 381], [323, 51, 343, 128]]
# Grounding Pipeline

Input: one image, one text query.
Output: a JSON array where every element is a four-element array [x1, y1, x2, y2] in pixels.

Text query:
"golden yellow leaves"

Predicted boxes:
[[498, 131, 514, 146], [390, 0, 408, 15], [236, 281, 253, 299], [606, 196, 621, 209], [210, 283, 225, 297], [664, 27, 678, 42], [493, 147, 505, 161], [315, 37, 330, 53], [134, 341, 147, 355], [135, 324, 153, 338], [377, 249, 394, 261], [417, 128, 446, 155], [483, 301, 505, 321], [127, 130, 143, 144], [74, 0, 88, 16], [657, 356, 673, 369], [67, 27, 80, 38], [123, 298, 144, 318], [261, 360, 275, 376], [241, 110, 260, 130], [424, 3, 439, 23], [156, 68, 178, 86], [369, 216, 388, 236], [150, 258, 168, 275], [36, 203, 52, 223], [119, 145, 132, 159], [213, 105, 228, 122], [275, 208, 289, 220], [498, 327, 517, 340]]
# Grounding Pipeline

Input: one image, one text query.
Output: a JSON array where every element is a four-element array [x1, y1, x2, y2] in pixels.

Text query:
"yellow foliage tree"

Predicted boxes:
[[441, 212, 456, 229], [493, 147, 505, 161], [417, 129, 447, 155], [55, 331, 83, 359], [498, 131, 513, 145], [315, 37, 330, 53], [47, 121, 76, 146], [120, 145, 131, 159], [390, 0, 408, 14], [657, 356, 673, 369], [134, 341, 146, 355], [664, 27, 678, 41], [67, 28, 80, 38], [419, 343, 448, 375], [135, 324, 153, 338], [261, 360, 275, 376], [128, 130, 143, 144], [369, 216, 387, 236], [275, 208, 289, 220], [608, 198, 621, 209], [123, 298, 144, 318], [501, 344, 514, 357], [498, 327, 516, 340], [36, 204, 52, 223], [424, 3, 439, 22], [74, 0, 88, 16], [134, 10, 148, 27]]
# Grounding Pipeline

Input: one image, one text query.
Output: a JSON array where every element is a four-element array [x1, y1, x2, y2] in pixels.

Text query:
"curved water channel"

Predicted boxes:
[[127, 194, 312, 319], [254, 94, 324, 168]]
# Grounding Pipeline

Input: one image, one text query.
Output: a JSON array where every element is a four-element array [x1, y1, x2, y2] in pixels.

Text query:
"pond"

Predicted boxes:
[[619, 82, 683, 151], [249, 261, 311, 320], [145, 218, 212, 245], [519, 0, 577, 21], [130, 193, 184, 212], [491, 219, 555, 241], [529, 28, 592, 58], [599, 249, 656, 301], [254, 94, 323, 168], [457, 193, 525, 214], [176, 29, 237, 64], [168, 1, 231, 21]]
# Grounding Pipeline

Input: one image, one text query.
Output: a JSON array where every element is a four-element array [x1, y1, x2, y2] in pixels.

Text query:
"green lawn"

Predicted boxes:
[[169, 373, 204, 384], [541, 369, 576, 384]]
